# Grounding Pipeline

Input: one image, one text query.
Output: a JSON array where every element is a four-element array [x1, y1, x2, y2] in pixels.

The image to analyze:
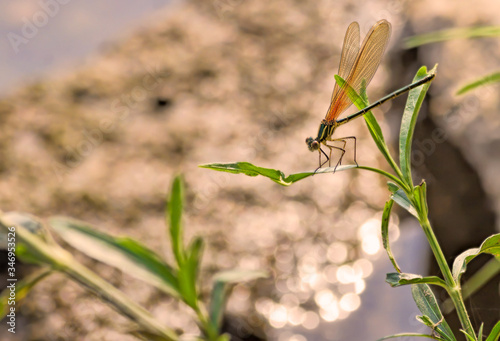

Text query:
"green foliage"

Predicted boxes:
[[411, 284, 455, 341], [381, 199, 401, 273], [386, 273, 447, 288], [200, 161, 357, 185], [168, 175, 186, 267], [399, 68, 435, 187], [456, 72, 500, 95], [404, 26, 500, 48], [452, 233, 500, 283], [405, 25, 500, 96], [485, 320, 500, 341], [0, 175, 266, 341], [50, 217, 181, 298], [202, 64, 499, 340]]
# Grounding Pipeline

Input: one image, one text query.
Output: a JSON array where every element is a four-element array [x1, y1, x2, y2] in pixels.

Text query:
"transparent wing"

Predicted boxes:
[[331, 22, 360, 103], [325, 19, 391, 122]]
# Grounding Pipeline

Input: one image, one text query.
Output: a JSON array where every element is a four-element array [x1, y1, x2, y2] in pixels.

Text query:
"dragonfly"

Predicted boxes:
[[306, 19, 435, 170]]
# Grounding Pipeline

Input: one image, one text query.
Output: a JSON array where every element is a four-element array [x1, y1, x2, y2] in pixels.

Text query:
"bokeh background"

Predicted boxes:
[[0, 0, 499, 340]]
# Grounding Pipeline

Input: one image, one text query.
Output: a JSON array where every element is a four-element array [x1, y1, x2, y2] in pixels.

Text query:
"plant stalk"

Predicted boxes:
[[418, 215, 476, 340]]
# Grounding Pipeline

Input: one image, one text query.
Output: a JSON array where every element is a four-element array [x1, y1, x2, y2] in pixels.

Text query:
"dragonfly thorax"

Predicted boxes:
[[306, 121, 336, 152]]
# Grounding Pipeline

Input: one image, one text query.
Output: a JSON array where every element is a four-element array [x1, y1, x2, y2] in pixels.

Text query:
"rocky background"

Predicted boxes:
[[0, 0, 499, 340]]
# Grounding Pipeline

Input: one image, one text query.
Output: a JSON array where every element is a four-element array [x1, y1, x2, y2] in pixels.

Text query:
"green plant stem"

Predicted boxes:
[[194, 304, 219, 341], [357, 165, 410, 192], [418, 215, 476, 340]]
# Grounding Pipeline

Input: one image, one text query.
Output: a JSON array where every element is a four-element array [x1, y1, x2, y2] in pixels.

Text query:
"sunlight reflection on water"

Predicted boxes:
[[257, 212, 401, 331]]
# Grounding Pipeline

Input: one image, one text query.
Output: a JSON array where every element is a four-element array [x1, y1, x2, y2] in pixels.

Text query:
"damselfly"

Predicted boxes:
[[306, 19, 435, 170]]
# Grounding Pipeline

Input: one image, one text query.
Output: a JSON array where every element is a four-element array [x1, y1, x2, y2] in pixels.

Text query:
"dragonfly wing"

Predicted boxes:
[[325, 19, 391, 122], [331, 22, 360, 103]]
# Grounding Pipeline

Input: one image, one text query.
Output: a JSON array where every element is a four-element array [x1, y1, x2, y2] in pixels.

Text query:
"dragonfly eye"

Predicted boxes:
[[305, 137, 319, 151]]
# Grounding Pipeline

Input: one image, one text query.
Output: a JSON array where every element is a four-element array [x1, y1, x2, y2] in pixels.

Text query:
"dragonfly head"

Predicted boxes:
[[306, 137, 320, 152]]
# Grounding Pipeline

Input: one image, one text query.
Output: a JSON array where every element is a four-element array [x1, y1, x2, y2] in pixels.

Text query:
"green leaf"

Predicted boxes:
[[386, 273, 447, 288], [457, 71, 500, 95], [404, 26, 500, 48], [0, 268, 52, 319], [391, 189, 418, 218], [480, 233, 500, 256], [167, 175, 186, 267], [478, 323, 484, 341], [417, 314, 437, 328], [412, 181, 428, 220], [381, 200, 401, 273], [387, 182, 400, 193], [178, 237, 203, 309], [461, 330, 476, 341], [415, 315, 455, 341], [200, 161, 356, 186], [376, 333, 445, 340], [415, 181, 428, 218], [452, 233, 500, 282], [412, 284, 456, 341], [50, 217, 180, 298], [334, 75, 402, 177], [485, 320, 500, 341], [0, 212, 54, 265], [209, 270, 267, 332], [201, 161, 408, 188], [0, 212, 46, 249], [0, 215, 60, 266], [399, 66, 437, 188]]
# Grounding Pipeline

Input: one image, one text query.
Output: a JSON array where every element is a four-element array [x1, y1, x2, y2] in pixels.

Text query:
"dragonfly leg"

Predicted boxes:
[[330, 136, 358, 167], [324, 144, 345, 172], [314, 147, 330, 173]]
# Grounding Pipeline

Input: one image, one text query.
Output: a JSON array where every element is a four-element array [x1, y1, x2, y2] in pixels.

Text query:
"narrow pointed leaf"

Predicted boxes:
[[485, 320, 500, 341], [452, 233, 500, 282], [399, 66, 436, 188], [412, 284, 455, 341], [415, 181, 428, 218], [200, 162, 356, 186], [201, 162, 407, 188], [478, 323, 484, 341], [480, 233, 500, 256], [415, 315, 455, 341], [405, 26, 500, 48], [167, 175, 186, 267], [461, 330, 476, 341], [391, 189, 418, 218], [178, 237, 203, 309], [50, 217, 180, 298], [387, 182, 400, 194], [376, 333, 445, 340], [416, 315, 437, 328], [457, 71, 500, 95], [381, 200, 401, 272], [386, 273, 447, 288]]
